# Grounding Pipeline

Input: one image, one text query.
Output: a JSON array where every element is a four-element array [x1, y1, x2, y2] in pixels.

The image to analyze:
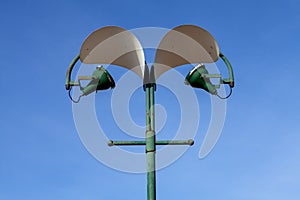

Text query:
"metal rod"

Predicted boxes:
[[219, 52, 234, 87], [157, 140, 194, 145], [108, 140, 146, 146], [65, 54, 80, 90], [108, 139, 194, 146]]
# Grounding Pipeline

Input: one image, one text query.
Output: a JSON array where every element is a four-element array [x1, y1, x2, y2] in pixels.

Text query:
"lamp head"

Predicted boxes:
[[66, 65, 115, 103], [81, 66, 115, 96], [185, 52, 235, 99], [185, 64, 217, 95]]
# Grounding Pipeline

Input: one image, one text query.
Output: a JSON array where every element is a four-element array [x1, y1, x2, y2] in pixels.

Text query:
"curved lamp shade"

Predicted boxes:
[[80, 26, 145, 79], [153, 25, 220, 80]]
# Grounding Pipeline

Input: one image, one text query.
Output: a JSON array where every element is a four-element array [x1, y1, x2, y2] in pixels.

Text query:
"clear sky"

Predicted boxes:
[[1, 0, 300, 199]]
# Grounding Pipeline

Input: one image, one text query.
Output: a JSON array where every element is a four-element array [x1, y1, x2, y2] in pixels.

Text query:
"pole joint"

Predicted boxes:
[[143, 83, 156, 91], [146, 130, 156, 153]]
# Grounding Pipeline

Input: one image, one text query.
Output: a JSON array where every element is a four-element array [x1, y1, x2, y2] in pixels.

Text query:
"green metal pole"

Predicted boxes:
[[145, 84, 156, 200]]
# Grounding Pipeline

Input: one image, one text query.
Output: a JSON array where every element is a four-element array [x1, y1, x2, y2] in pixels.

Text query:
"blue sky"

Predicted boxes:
[[1, 0, 300, 199]]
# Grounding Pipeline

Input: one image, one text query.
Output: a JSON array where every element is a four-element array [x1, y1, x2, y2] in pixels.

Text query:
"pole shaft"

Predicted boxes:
[[146, 84, 156, 200]]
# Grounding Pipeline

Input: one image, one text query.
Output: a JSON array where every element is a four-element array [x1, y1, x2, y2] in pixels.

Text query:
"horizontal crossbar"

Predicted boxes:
[[108, 139, 194, 146]]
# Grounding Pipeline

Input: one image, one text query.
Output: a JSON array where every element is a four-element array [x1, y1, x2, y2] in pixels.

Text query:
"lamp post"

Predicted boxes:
[[145, 80, 156, 200], [66, 25, 234, 200]]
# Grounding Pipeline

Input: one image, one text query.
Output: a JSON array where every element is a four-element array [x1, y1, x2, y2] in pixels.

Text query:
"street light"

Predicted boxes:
[[65, 25, 234, 200], [65, 26, 144, 103], [153, 24, 234, 99]]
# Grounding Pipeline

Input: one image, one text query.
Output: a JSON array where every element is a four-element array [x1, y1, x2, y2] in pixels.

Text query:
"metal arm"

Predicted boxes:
[[65, 54, 80, 90], [219, 52, 234, 88]]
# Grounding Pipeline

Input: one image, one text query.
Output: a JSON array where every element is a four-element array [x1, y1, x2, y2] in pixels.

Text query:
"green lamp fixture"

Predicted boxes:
[[79, 66, 115, 95], [185, 63, 217, 95], [65, 55, 115, 103], [185, 53, 234, 99]]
